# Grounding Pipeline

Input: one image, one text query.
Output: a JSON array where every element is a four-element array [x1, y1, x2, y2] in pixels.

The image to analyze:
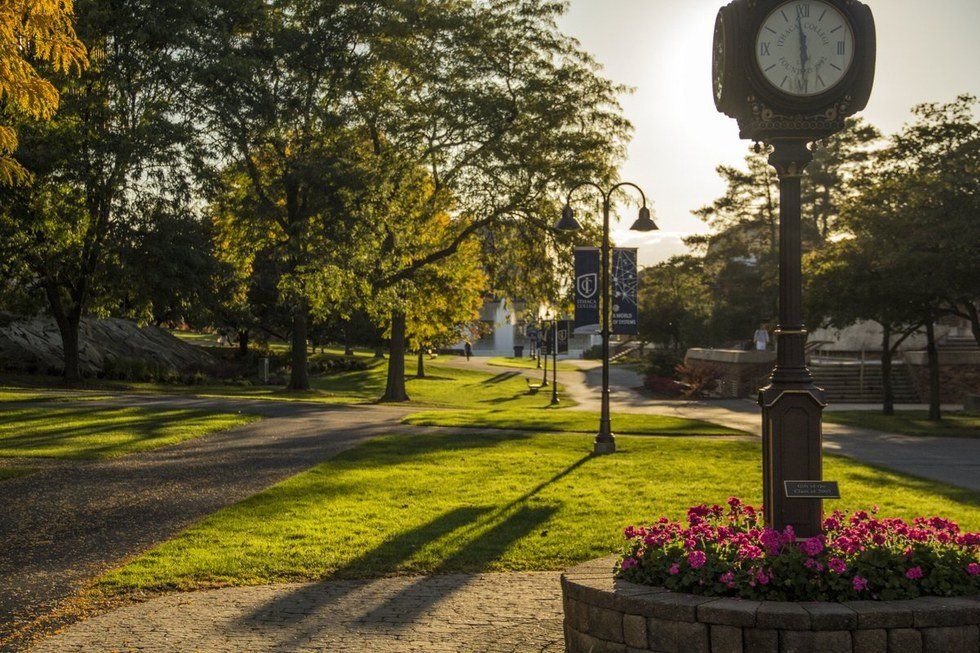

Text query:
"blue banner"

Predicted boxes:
[[612, 248, 638, 335], [573, 248, 600, 335]]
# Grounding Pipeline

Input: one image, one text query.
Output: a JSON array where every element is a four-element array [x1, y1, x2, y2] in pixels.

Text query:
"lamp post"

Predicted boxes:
[[551, 317, 560, 406], [541, 315, 550, 388], [556, 182, 657, 455]]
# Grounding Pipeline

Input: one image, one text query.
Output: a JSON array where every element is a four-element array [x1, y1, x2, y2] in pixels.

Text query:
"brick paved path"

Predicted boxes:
[[34, 572, 565, 653]]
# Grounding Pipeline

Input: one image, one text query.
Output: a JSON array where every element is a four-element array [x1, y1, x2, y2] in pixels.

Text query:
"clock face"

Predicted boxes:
[[756, 1, 855, 97]]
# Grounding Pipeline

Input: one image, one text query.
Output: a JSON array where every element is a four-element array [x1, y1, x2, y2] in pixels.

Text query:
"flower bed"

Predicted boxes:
[[617, 499, 979, 603]]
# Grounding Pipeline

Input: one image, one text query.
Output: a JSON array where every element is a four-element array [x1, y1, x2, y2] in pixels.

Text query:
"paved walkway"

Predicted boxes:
[[34, 572, 564, 653], [0, 397, 412, 649], [443, 357, 980, 492]]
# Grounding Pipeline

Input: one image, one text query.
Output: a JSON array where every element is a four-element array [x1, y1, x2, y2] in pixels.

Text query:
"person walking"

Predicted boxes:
[[464, 341, 472, 361], [753, 324, 770, 351]]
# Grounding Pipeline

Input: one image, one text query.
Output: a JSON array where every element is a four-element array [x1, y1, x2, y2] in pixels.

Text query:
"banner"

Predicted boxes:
[[544, 321, 572, 355], [573, 248, 600, 335], [612, 248, 639, 335]]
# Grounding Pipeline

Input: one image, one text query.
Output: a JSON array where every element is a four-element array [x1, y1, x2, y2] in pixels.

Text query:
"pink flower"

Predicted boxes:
[[621, 557, 639, 571], [688, 550, 707, 569], [852, 576, 869, 592], [669, 563, 680, 575], [828, 558, 847, 574], [719, 571, 735, 587], [968, 563, 980, 576], [905, 566, 923, 580], [801, 537, 824, 557]]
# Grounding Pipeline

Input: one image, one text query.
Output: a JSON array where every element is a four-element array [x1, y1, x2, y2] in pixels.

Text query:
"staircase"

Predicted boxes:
[[810, 361, 920, 404], [940, 334, 979, 352]]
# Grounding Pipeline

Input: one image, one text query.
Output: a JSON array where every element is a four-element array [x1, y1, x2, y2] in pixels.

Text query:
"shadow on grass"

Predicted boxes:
[[233, 446, 591, 645], [480, 372, 521, 385]]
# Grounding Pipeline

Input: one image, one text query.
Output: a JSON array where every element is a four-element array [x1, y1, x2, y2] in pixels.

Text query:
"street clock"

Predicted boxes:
[[713, 0, 875, 141]]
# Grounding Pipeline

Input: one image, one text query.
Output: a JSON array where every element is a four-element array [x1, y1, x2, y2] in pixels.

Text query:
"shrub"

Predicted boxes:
[[676, 361, 723, 398], [643, 350, 683, 379], [581, 345, 603, 360], [644, 375, 684, 397], [308, 356, 369, 375], [617, 499, 980, 602]]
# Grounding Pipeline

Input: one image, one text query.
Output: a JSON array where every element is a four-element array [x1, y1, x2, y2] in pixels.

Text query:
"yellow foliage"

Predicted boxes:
[[0, 0, 88, 183]]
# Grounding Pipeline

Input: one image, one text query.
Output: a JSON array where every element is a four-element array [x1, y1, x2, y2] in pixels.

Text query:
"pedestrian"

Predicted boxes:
[[464, 341, 472, 361], [753, 324, 770, 351]]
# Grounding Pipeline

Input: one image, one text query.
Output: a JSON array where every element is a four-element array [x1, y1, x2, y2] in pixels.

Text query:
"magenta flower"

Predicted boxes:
[[968, 563, 980, 576], [828, 558, 847, 574], [905, 566, 924, 580], [621, 557, 638, 571], [719, 571, 735, 587], [688, 550, 707, 569], [801, 537, 824, 557], [669, 563, 680, 575], [852, 576, 869, 592]]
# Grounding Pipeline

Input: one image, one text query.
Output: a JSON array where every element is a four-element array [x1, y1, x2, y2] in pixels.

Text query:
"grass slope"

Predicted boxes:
[[0, 406, 258, 459], [825, 411, 980, 438], [486, 357, 579, 372], [403, 409, 747, 437], [98, 432, 979, 593]]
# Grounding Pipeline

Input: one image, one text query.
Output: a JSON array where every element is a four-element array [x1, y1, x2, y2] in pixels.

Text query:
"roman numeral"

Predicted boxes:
[[765, 64, 777, 72], [830, 25, 842, 33], [819, 9, 827, 21], [780, 76, 788, 88], [830, 63, 842, 71], [760, 42, 771, 56], [838, 41, 846, 55], [817, 75, 826, 88], [797, 4, 810, 18], [766, 26, 778, 35], [781, 10, 789, 21]]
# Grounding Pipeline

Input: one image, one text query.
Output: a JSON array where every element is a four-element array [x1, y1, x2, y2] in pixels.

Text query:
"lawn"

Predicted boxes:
[[0, 406, 259, 459], [825, 411, 980, 438], [97, 431, 979, 593], [0, 363, 564, 411], [486, 356, 579, 372], [0, 387, 110, 402], [403, 409, 747, 437]]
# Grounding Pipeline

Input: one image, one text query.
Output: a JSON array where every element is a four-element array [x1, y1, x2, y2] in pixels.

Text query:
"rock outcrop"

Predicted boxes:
[[0, 315, 217, 376]]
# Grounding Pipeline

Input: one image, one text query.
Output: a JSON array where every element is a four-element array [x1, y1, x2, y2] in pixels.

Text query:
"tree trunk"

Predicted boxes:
[[967, 303, 980, 348], [417, 349, 425, 378], [288, 302, 310, 390], [237, 330, 249, 356], [925, 320, 941, 421], [880, 325, 894, 416], [344, 330, 353, 357], [44, 283, 82, 383], [381, 310, 409, 402], [374, 346, 385, 359]]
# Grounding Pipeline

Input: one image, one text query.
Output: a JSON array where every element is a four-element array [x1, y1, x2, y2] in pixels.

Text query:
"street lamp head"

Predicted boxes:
[[555, 204, 582, 231], [630, 206, 658, 232]]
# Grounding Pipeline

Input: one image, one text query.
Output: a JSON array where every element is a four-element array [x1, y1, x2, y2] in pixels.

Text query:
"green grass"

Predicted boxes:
[[0, 387, 111, 402], [825, 411, 980, 438], [0, 363, 560, 411], [0, 406, 259, 459], [97, 431, 979, 593], [486, 356, 579, 372], [404, 409, 747, 436]]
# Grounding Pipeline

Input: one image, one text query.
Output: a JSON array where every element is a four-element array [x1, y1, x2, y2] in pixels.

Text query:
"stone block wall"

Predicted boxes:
[[905, 351, 980, 404], [685, 349, 776, 399], [562, 557, 980, 653]]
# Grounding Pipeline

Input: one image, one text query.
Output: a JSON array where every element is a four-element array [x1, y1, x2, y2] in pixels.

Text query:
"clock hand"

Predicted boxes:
[[797, 14, 809, 92]]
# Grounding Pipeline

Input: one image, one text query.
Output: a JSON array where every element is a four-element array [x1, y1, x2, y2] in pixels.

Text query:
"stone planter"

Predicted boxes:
[[561, 557, 980, 653]]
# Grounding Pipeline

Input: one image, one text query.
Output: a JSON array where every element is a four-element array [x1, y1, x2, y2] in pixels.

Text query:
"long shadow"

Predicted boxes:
[[480, 372, 521, 385], [225, 449, 592, 647]]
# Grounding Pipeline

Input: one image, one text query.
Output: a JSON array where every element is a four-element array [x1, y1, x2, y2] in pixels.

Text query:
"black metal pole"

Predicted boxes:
[[541, 323, 549, 387], [595, 196, 615, 454], [551, 319, 559, 405], [759, 139, 825, 539]]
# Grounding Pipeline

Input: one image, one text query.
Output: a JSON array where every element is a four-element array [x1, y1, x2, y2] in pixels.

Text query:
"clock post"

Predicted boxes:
[[712, 0, 876, 538]]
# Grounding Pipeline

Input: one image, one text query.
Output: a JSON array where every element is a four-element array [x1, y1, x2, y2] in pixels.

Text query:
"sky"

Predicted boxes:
[[556, 0, 980, 266]]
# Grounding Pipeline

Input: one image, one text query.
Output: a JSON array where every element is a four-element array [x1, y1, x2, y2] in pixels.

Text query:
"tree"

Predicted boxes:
[[0, 0, 87, 183], [637, 256, 710, 352], [0, 0, 194, 380], [404, 229, 486, 381]]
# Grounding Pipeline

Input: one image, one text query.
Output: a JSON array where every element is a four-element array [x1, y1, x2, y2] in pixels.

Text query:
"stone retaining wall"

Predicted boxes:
[[562, 557, 980, 653]]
